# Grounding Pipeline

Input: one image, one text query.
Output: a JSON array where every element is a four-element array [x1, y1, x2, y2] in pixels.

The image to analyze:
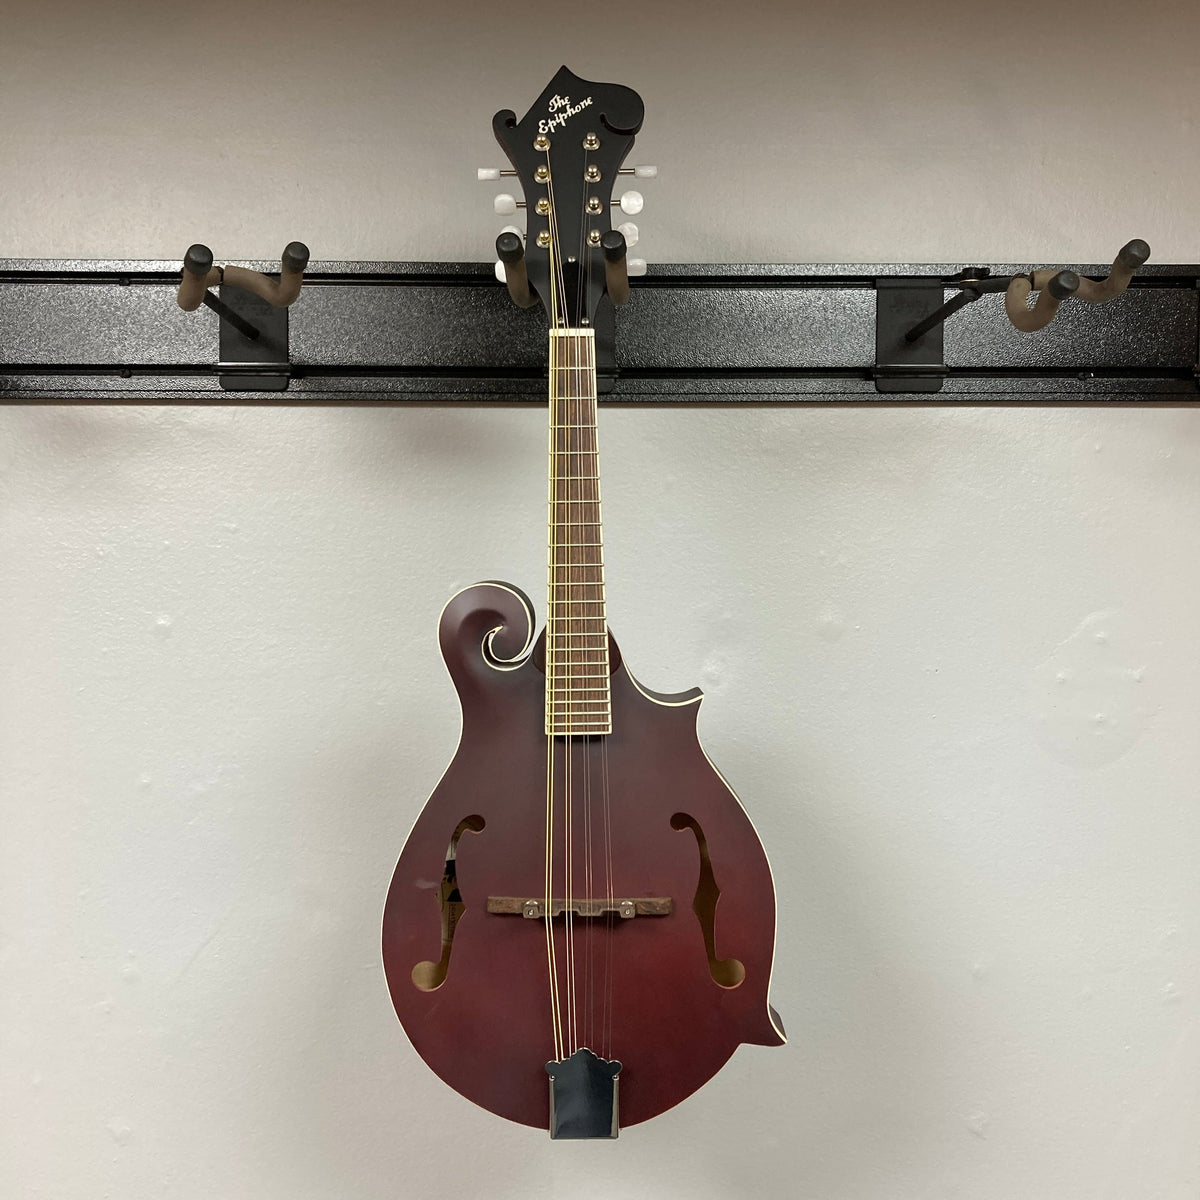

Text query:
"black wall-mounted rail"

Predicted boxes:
[[1, 260, 1196, 403]]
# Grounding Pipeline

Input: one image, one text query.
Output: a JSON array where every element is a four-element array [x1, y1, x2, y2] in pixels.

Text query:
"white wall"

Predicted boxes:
[[2, 3, 1198, 1198]]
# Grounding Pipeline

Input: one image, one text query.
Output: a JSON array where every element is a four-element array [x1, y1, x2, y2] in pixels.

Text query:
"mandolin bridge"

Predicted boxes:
[[487, 896, 671, 919]]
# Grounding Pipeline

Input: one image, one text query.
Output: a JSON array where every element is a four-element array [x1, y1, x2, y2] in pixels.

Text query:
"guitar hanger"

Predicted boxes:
[[176, 241, 311, 332], [874, 238, 1154, 393], [496, 227, 637, 310], [174, 240, 310, 391], [900, 239, 1152, 343], [1003, 238, 1151, 332]]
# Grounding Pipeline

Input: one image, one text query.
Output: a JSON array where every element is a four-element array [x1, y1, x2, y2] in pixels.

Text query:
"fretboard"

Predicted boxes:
[[546, 328, 610, 736]]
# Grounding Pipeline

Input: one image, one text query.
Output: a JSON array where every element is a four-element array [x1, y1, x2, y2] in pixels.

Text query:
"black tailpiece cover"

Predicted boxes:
[[545, 1047, 622, 1139]]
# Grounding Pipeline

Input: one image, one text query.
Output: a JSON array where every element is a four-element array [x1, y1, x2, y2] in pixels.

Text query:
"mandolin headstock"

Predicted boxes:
[[492, 66, 644, 329]]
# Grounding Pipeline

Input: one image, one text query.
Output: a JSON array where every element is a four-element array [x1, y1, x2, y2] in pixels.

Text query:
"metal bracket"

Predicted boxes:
[[874, 277, 948, 394], [217, 281, 291, 391]]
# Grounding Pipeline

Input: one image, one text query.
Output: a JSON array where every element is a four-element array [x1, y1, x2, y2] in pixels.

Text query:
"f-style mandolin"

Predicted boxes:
[[382, 67, 784, 1138]]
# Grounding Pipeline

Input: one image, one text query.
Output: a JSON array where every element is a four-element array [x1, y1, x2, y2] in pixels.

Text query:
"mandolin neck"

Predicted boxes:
[[546, 328, 611, 737]]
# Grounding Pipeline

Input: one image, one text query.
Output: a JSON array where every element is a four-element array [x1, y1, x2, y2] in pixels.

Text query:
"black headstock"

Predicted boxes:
[[493, 67, 644, 329]]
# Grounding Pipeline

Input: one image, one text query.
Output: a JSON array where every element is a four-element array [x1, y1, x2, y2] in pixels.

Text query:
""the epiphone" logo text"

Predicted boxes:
[[539, 93, 593, 135]]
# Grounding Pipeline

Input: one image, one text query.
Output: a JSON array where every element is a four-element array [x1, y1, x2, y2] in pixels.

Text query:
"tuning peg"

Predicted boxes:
[[477, 167, 517, 181], [619, 165, 658, 178], [499, 224, 524, 239], [627, 258, 647, 277], [615, 191, 643, 215], [494, 261, 508, 283], [616, 222, 639, 248], [494, 193, 523, 215]]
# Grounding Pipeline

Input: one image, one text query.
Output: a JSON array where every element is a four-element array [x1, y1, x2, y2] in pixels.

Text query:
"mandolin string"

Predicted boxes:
[[545, 152, 578, 1057], [567, 328, 578, 1057], [576, 144, 596, 1056], [594, 326, 616, 1065], [602, 731, 614, 1061], [545, 231, 565, 1064], [544, 318, 562, 1064]]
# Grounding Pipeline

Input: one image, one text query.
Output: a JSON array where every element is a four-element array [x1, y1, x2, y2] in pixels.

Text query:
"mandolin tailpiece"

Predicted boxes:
[[545, 1047, 623, 1139]]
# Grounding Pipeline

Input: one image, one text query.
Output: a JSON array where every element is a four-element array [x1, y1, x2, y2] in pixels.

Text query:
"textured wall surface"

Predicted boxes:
[[2, 3, 1198, 1199]]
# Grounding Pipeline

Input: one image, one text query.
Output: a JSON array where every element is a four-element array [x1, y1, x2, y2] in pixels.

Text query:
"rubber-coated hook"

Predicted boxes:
[[1005, 239, 1150, 332], [177, 242, 310, 312], [496, 232, 538, 308], [1005, 269, 1080, 332], [601, 229, 631, 307]]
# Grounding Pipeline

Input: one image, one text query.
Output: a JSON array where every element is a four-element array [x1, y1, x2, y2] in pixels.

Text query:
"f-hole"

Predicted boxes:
[[411, 814, 485, 991], [670, 812, 746, 989]]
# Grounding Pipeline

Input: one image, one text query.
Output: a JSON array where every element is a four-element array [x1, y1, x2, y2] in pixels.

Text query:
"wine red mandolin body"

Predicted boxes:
[[382, 583, 785, 1129]]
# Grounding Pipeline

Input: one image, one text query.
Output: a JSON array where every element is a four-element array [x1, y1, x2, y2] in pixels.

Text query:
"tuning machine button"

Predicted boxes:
[[627, 258, 647, 277], [619, 165, 658, 178], [477, 167, 516, 180], [615, 191, 643, 215], [494, 193, 524, 214], [616, 221, 639, 248]]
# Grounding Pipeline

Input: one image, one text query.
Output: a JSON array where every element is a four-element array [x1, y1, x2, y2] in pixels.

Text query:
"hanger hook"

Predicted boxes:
[[1004, 239, 1150, 333]]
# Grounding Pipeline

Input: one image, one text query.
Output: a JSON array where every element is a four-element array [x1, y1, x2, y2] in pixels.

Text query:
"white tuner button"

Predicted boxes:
[[499, 225, 524, 239], [477, 167, 501, 181], [618, 191, 643, 215], [634, 165, 658, 179], [627, 258, 647, 276], [617, 221, 639, 248], [494, 260, 507, 283], [494, 193, 517, 215]]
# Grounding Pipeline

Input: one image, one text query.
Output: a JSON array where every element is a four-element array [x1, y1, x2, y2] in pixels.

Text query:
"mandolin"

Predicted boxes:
[[382, 67, 784, 1138]]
